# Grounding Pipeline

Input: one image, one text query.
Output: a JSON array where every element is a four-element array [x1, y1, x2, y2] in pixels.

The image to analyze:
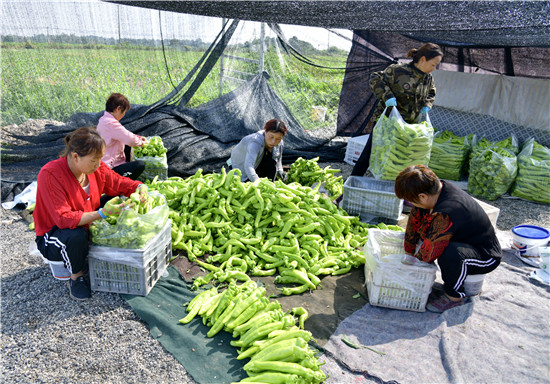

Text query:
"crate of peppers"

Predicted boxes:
[[88, 191, 171, 296]]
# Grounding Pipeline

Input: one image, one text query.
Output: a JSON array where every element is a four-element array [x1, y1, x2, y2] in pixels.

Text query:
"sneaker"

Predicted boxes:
[[67, 276, 91, 300], [428, 283, 445, 302], [426, 294, 463, 313]]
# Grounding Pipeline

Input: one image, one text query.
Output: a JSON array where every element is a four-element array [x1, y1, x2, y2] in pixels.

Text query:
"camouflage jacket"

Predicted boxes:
[[369, 62, 436, 124]]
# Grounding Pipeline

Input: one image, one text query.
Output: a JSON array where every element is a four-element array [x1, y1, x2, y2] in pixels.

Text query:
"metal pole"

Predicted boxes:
[[219, 18, 226, 97], [259, 22, 265, 73]]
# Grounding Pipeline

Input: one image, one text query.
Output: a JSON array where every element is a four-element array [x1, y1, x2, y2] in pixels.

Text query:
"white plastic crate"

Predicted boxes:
[[342, 176, 403, 221], [472, 198, 500, 229], [88, 220, 172, 296], [364, 229, 437, 312], [344, 134, 370, 165]]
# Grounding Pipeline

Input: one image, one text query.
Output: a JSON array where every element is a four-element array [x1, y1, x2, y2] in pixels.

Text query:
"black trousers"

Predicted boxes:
[[438, 242, 501, 299], [255, 151, 277, 181], [36, 226, 90, 275]]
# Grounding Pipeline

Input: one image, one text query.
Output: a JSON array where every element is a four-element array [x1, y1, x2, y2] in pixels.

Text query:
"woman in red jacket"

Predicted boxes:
[[34, 126, 148, 300]]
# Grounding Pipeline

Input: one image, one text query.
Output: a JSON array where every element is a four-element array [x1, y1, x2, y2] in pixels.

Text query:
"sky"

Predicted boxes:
[[2, 0, 353, 50]]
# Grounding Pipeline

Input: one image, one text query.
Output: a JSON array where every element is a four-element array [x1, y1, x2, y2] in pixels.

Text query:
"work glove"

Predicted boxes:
[[421, 106, 431, 114], [275, 170, 287, 183], [98, 197, 133, 219], [385, 97, 397, 107], [136, 184, 149, 204]]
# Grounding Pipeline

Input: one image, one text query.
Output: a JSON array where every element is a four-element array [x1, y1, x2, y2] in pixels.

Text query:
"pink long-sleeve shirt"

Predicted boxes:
[[96, 111, 144, 168]]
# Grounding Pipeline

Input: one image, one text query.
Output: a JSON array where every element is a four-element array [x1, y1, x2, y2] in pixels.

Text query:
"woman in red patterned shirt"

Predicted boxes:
[[395, 164, 501, 312]]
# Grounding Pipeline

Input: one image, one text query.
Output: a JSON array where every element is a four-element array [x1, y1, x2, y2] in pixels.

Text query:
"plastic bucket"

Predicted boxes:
[[29, 240, 71, 280], [48, 261, 71, 280], [511, 225, 550, 258], [463, 274, 485, 296]]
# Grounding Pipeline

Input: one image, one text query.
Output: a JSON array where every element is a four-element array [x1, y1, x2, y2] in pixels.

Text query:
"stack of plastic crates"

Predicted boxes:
[[88, 220, 172, 296], [364, 229, 437, 312]]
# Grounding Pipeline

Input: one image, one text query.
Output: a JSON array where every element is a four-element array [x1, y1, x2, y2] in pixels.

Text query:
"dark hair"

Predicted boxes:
[[60, 126, 105, 158], [264, 118, 287, 135], [407, 43, 443, 63], [395, 164, 441, 203], [105, 93, 130, 113]]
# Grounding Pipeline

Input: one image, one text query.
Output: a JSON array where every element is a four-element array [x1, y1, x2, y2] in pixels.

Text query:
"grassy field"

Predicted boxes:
[[1, 44, 347, 130]]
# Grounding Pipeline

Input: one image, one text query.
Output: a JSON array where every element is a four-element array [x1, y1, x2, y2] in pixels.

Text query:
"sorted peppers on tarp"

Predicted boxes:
[[369, 107, 434, 180], [180, 281, 327, 384], [145, 168, 398, 294], [511, 139, 550, 204]]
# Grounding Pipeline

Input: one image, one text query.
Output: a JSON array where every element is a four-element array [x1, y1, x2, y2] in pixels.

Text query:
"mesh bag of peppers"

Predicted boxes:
[[511, 138, 550, 204], [90, 191, 169, 249], [368, 107, 434, 181], [134, 136, 169, 182]]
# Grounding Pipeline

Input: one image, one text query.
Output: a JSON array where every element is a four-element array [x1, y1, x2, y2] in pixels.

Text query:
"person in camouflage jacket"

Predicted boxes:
[[369, 60, 436, 124], [351, 43, 443, 177]]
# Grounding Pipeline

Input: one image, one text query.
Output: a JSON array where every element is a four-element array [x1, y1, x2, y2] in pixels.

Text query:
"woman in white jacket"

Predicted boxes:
[[230, 119, 287, 182]]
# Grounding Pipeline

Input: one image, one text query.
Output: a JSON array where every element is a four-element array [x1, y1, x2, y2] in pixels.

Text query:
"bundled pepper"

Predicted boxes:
[[369, 107, 434, 180], [133, 136, 167, 157], [134, 136, 169, 182], [511, 139, 550, 204], [468, 146, 517, 200], [90, 192, 169, 248], [428, 130, 471, 181]]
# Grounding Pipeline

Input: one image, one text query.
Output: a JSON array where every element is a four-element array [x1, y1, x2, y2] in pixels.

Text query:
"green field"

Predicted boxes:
[[1, 43, 347, 130]]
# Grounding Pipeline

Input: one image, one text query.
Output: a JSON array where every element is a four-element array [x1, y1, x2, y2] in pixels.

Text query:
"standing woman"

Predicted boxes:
[[97, 93, 146, 180], [230, 118, 287, 182], [351, 43, 443, 177], [33, 127, 148, 300]]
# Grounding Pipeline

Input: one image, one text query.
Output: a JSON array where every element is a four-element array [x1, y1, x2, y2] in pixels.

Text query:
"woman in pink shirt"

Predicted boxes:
[[96, 93, 146, 180]]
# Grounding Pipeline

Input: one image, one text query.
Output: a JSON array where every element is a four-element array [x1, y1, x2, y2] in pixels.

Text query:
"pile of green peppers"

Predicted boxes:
[[511, 139, 550, 204], [286, 157, 343, 199], [180, 281, 326, 384], [146, 169, 403, 295]]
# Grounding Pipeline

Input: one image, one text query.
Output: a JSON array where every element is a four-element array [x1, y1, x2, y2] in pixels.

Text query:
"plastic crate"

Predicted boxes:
[[364, 229, 437, 312], [344, 134, 370, 165], [472, 198, 500, 229], [88, 220, 172, 296], [342, 176, 403, 221]]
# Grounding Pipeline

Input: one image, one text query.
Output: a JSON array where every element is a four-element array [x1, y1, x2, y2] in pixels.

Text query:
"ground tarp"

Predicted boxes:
[[320, 231, 550, 384], [122, 231, 550, 384]]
